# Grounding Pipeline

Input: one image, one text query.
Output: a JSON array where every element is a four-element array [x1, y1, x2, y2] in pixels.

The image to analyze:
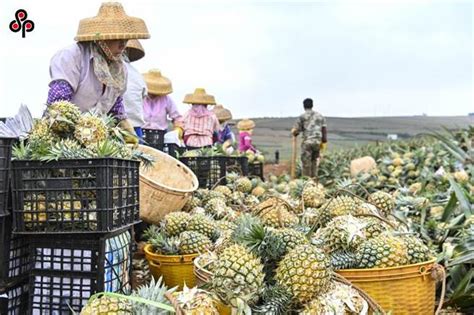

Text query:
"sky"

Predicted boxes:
[[0, 0, 472, 119]]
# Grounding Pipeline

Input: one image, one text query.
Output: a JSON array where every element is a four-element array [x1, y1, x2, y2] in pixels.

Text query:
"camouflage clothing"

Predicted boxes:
[[293, 109, 327, 178]]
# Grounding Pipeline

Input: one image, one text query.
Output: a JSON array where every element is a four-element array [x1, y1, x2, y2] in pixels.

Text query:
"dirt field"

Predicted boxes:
[[231, 115, 473, 162]]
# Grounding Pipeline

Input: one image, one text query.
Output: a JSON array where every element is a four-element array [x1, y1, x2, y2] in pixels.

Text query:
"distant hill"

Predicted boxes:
[[230, 115, 473, 161]]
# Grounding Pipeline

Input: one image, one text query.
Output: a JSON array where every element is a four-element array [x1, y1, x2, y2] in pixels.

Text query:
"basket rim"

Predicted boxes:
[[138, 145, 198, 193], [144, 244, 200, 260], [337, 258, 437, 272]]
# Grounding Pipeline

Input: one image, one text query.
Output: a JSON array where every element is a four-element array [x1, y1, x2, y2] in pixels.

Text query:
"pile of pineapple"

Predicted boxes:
[[12, 100, 140, 161], [83, 174, 433, 314]]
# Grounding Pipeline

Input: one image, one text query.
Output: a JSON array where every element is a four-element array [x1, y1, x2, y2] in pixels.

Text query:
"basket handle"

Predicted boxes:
[[432, 264, 446, 315], [149, 260, 161, 268]]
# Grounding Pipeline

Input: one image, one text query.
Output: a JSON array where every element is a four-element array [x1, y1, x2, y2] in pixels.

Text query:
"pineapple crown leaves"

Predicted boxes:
[[132, 277, 177, 314], [77, 291, 175, 314], [143, 225, 162, 241], [12, 140, 30, 160]]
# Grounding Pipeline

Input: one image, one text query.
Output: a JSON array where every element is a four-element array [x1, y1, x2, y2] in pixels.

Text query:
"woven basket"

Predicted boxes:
[[337, 259, 441, 314], [137, 145, 198, 225], [144, 244, 198, 290]]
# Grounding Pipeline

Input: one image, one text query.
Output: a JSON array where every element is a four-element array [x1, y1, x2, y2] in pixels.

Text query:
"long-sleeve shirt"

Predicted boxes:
[[216, 124, 235, 144], [123, 61, 146, 127], [142, 95, 182, 130], [293, 109, 327, 144], [183, 105, 220, 148], [238, 131, 256, 153], [47, 42, 127, 119]]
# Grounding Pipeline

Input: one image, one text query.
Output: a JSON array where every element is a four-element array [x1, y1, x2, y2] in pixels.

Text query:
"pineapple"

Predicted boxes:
[[187, 213, 217, 240], [179, 231, 212, 255], [235, 177, 253, 193], [174, 285, 219, 314], [326, 195, 361, 218], [163, 212, 191, 236], [252, 285, 292, 315], [182, 196, 202, 212], [46, 100, 81, 135], [302, 182, 326, 208], [402, 235, 433, 264], [318, 215, 367, 253], [361, 217, 392, 239], [259, 205, 298, 229], [211, 244, 265, 310], [244, 195, 260, 207], [213, 185, 232, 197], [74, 113, 108, 147], [132, 277, 175, 315], [204, 197, 228, 219], [356, 234, 409, 268], [270, 228, 309, 257], [80, 295, 133, 315], [330, 250, 358, 270], [251, 186, 266, 197], [368, 191, 395, 217], [28, 119, 56, 145], [216, 220, 237, 233], [275, 244, 331, 304]]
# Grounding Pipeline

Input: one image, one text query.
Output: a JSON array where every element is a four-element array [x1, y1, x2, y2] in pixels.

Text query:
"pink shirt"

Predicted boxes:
[[49, 42, 127, 115], [143, 95, 182, 130], [183, 105, 220, 147], [239, 131, 256, 153]]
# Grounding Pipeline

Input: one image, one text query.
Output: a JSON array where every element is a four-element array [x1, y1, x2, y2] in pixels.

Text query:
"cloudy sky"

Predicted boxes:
[[0, 0, 472, 119]]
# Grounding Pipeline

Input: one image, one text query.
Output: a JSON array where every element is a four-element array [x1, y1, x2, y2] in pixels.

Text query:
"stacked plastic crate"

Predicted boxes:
[[10, 156, 140, 314]]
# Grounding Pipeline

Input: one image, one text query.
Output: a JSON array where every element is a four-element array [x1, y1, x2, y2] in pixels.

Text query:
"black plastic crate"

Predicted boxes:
[[28, 228, 132, 314], [164, 143, 185, 159], [142, 129, 165, 151], [248, 162, 264, 180], [0, 213, 30, 287], [179, 156, 250, 188], [0, 138, 16, 215], [11, 158, 140, 234], [0, 277, 29, 315]]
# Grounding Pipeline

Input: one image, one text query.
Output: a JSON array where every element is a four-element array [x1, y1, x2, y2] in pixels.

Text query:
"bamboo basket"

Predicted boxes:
[[337, 259, 444, 315], [137, 145, 198, 225], [144, 244, 198, 290]]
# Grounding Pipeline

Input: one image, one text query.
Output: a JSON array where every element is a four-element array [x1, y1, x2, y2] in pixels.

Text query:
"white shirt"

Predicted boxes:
[[123, 62, 146, 127]]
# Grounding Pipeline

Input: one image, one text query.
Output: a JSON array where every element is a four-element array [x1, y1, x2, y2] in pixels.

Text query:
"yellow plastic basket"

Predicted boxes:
[[144, 244, 198, 290], [337, 259, 442, 315]]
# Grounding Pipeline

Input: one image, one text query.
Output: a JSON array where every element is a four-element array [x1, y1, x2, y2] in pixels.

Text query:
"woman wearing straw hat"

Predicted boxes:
[[46, 2, 149, 144], [237, 119, 257, 153], [142, 69, 183, 137], [182, 88, 220, 149], [123, 40, 147, 142], [212, 104, 235, 154]]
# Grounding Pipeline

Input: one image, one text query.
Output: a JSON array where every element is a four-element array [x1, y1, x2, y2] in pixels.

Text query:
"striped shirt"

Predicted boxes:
[[183, 105, 220, 148]]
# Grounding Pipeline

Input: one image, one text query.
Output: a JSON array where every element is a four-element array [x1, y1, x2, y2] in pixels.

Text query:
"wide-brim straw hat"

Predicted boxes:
[[213, 104, 232, 122], [75, 2, 150, 41], [237, 119, 255, 130], [143, 69, 173, 95], [183, 88, 216, 105], [125, 39, 144, 62]]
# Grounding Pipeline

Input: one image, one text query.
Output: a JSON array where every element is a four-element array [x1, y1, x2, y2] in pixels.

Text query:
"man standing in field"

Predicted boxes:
[[291, 98, 328, 178]]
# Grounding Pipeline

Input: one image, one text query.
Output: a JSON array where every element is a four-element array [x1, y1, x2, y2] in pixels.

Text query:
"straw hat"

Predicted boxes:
[[143, 69, 173, 95], [125, 39, 144, 62], [75, 2, 150, 41], [183, 88, 216, 105], [213, 104, 232, 122], [237, 119, 255, 130]]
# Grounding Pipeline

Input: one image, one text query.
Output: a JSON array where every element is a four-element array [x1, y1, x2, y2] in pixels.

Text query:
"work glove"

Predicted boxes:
[[320, 142, 327, 152], [174, 126, 184, 141], [222, 140, 234, 155], [291, 128, 299, 137], [118, 119, 139, 145]]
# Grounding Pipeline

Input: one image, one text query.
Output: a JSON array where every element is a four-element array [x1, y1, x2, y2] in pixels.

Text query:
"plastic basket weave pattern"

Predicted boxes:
[[337, 259, 438, 314], [0, 137, 15, 215], [144, 244, 197, 290], [142, 129, 165, 151], [0, 277, 29, 315]]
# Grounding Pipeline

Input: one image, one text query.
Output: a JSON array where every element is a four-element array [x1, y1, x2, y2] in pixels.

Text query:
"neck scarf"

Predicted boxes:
[[91, 41, 126, 91], [189, 105, 212, 118]]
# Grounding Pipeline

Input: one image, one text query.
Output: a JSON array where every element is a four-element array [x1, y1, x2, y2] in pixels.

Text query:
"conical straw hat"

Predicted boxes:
[[237, 119, 255, 130], [125, 39, 144, 62], [183, 88, 216, 105], [143, 69, 173, 95], [213, 104, 232, 122], [75, 2, 150, 41]]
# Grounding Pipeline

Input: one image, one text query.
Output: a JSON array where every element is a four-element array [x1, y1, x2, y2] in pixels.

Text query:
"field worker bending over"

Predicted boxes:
[[183, 88, 220, 149], [46, 2, 150, 144], [291, 98, 328, 178], [238, 119, 257, 153], [142, 69, 183, 138], [122, 40, 147, 142], [213, 104, 236, 154]]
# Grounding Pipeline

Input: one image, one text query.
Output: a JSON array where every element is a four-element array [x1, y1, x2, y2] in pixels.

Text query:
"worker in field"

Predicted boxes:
[[182, 88, 220, 149], [237, 119, 257, 153], [123, 40, 147, 143], [142, 69, 183, 137], [213, 104, 236, 154], [46, 2, 149, 144], [291, 98, 328, 178]]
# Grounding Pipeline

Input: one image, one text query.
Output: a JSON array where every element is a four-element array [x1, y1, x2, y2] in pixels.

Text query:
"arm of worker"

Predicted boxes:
[[243, 135, 257, 153], [291, 116, 303, 136]]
